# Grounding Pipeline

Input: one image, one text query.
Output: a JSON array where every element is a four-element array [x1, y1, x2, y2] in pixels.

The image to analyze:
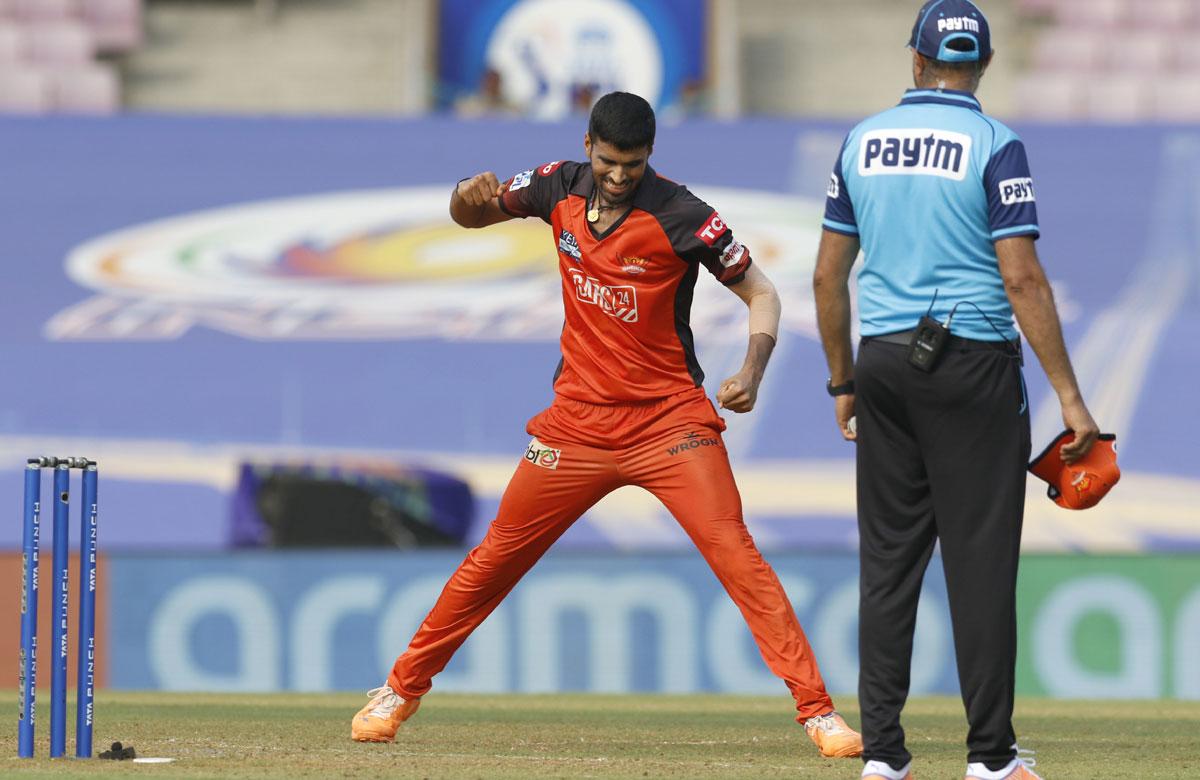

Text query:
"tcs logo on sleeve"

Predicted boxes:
[[858, 129, 973, 181], [694, 212, 729, 246]]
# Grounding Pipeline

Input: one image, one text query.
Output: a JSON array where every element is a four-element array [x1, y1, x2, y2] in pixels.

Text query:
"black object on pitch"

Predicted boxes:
[[98, 742, 136, 760]]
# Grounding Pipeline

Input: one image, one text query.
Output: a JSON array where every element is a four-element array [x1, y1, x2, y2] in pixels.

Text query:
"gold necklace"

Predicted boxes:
[[587, 186, 600, 223], [588, 185, 630, 223]]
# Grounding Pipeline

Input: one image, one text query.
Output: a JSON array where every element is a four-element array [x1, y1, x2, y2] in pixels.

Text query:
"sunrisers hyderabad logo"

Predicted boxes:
[[525, 437, 561, 470], [49, 186, 824, 342]]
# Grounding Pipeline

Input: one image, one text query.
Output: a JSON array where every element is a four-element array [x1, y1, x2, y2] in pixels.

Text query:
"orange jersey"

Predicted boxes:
[[498, 161, 753, 404]]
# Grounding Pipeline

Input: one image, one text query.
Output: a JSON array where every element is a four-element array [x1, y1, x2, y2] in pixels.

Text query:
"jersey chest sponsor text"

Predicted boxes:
[[568, 267, 638, 323], [857, 128, 973, 181]]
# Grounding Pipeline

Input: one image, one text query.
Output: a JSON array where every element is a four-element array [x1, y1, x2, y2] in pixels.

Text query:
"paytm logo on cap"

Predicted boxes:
[[858, 129, 972, 181], [938, 16, 980, 33]]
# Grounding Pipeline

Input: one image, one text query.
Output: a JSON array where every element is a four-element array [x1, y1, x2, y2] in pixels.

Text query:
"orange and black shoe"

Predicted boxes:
[[350, 685, 421, 743], [803, 711, 863, 758]]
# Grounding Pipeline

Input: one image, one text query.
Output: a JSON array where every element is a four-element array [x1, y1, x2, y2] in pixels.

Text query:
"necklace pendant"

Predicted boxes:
[[587, 208, 600, 223]]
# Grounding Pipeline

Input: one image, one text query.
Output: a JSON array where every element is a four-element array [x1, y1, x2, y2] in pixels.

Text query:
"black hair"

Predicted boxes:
[[588, 92, 655, 151]]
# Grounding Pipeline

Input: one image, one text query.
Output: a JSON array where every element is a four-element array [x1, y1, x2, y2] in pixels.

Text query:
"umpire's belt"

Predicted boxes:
[[867, 329, 1020, 355]]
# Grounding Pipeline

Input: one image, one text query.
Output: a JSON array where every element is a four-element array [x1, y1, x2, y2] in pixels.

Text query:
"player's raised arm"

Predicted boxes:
[[449, 172, 513, 228], [716, 263, 780, 414]]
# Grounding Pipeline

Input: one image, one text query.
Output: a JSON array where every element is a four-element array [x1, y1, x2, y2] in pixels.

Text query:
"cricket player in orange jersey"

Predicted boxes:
[[352, 92, 861, 759]]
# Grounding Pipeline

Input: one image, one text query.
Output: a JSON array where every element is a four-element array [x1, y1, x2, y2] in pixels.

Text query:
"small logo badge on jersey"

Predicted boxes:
[[695, 211, 728, 246], [827, 172, 840, 199], [999, 177, 1035, 205], [539, 161, 563, 177], [720, 240, 747, 269], [858, 129, 972, 181], [525, 437, 561, 470], [509, 170, 534, 191], [558, 229, 582, 261], [621, 257, 649, 275]]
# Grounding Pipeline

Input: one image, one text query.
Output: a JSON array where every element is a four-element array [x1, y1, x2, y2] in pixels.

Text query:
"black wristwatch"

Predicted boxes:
[[826, 378, 855, 397]]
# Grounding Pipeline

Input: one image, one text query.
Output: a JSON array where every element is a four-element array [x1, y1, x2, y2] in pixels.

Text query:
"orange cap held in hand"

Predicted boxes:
[[1028, 430, 1120, 510]]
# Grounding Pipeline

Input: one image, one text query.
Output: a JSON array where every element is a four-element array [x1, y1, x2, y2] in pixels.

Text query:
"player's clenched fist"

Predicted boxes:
[[456, 172, 507, 206], [717, 371, 759, 414]]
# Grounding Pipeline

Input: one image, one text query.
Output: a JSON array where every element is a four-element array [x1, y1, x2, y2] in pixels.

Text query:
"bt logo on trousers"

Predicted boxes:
[[525, 437, 561, 470], [858, 129, 973, 181]]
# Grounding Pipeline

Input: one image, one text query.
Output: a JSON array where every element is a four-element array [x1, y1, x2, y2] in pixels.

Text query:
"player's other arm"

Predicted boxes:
[[995, 236, 1098, 462], [812, 229, 860, 441], [449, 172, 514, 228], [717, 263, 780, 414]]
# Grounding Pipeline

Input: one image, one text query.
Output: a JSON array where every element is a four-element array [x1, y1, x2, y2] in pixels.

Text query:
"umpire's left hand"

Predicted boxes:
[[835, 395, 856, 441]]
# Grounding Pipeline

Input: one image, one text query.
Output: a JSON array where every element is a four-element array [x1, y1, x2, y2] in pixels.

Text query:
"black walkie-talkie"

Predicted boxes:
[[907, 315, 949, 372]]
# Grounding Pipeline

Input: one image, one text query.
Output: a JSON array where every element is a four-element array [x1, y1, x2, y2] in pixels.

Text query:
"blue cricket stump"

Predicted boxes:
[[18, 458, 44, 759], [50, 463, 70, 758], [76, 463, 99, 759]]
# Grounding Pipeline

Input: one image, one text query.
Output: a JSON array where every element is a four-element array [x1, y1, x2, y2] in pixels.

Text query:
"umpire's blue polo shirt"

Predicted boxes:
[[823, 88, 1039, 341]]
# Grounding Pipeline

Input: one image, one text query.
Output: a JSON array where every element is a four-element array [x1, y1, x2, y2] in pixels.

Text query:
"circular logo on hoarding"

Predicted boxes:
[[485, 0, 664, 118], [52, 186, 824, 342]]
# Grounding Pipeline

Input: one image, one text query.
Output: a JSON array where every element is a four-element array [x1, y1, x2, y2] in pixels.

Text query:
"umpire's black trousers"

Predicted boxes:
[[855, 334, 1031, 772]]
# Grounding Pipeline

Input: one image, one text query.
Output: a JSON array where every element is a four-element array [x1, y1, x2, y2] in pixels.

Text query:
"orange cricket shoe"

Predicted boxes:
[[350, 685, 422, 743], [803, 711, 863, 758], [862, 759, 913, 779]]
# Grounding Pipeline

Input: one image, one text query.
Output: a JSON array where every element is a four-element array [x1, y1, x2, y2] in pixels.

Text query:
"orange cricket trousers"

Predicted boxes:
[[388, 386, 835, 721]]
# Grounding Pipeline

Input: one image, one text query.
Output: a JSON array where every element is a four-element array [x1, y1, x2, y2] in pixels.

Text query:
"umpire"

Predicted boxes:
[[812, 2, 1100, 779]]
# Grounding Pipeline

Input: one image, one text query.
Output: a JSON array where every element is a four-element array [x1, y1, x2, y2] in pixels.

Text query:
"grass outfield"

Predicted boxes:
[[2, 693, 1198, 778]]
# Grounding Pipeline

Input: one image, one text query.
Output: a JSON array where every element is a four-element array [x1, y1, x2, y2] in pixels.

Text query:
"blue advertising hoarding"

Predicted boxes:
[[107, 550, 952, 694], [0, 115, 1196, 554]]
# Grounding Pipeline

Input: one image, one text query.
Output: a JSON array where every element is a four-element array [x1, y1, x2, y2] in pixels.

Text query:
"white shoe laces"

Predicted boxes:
[[364, 686, 402, 719], [1016, 745, 1037, 768], [806, 712, 846, 734]]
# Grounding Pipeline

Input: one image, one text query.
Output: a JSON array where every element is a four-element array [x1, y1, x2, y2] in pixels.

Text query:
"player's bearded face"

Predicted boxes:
[[585, 137, 650, 207]]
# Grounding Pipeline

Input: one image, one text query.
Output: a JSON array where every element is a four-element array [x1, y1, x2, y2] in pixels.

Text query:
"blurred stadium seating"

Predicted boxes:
[[3, 0, 1186, 121], [0, 0, 138, 114], [1016, 0, 1200, 120]]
